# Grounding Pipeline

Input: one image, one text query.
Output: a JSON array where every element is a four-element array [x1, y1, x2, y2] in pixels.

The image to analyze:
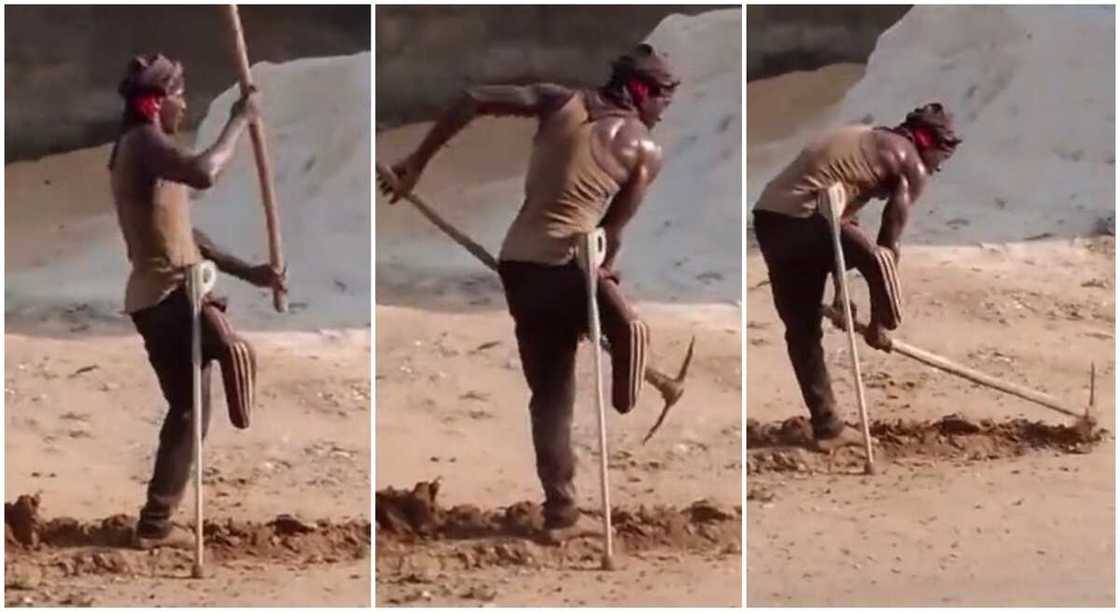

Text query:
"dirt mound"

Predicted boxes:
[[5, 494, 370, 582], [746, 414, 1107, 475], [376, 480, 740, 575]]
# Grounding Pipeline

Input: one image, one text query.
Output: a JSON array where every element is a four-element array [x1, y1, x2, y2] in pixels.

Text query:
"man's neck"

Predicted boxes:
[[588, 87, 639, 122]]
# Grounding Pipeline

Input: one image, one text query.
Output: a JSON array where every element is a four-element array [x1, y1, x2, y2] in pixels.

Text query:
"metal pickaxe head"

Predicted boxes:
[[642, 335, 696, 444]]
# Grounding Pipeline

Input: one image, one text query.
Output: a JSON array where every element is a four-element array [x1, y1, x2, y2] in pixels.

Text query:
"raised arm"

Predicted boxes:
[[598, 123, 663, 276], [379, 83, 574, 202], [136, 94, 257, 190]]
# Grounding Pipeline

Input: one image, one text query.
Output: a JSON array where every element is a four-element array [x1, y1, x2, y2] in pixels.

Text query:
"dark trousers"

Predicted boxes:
[[498, 260, 647, 527], [130, 287, 253, 537], [753, 210, 898, 439]]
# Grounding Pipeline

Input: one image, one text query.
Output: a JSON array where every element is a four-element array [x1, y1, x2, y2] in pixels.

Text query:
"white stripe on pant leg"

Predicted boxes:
[[227, 342, 252, 422], [238, 343, 253, 417], [876, 249, 903, 325], [231, 344, 247, 417], [627, 322, 638, 407], [884, 249, 903, 322], [878, 250, 901, 324], [629, 321, 646, 406], [234, 342, 253, 415]]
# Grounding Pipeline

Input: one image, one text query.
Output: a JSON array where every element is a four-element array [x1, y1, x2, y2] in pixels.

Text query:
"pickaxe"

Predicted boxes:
[[820, 304, 1096, 428]]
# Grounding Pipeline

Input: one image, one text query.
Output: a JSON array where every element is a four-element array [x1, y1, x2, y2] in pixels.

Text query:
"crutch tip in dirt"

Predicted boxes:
[[379, 44, 690, 544], [752, 102, 962, 453], [109, 53, 287, 551]]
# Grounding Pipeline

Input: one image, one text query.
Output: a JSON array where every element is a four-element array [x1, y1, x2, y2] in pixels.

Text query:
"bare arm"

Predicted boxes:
[[194, 229, 253, 279], [413, 83, 574, 165], [194, 229, 287, 292], [138, 97, 256, 190], [379, 83, 574, 202], [599, 125, 664, 273]]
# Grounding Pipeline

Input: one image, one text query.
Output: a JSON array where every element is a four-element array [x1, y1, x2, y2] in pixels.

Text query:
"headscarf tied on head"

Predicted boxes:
[[108, 53, 185, 169], [594, 43, 680, 120], [892, 102, 962, 156]]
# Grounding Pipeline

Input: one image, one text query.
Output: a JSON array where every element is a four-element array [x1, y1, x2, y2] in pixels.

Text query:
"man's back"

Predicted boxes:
[[499, 91, 630, 265], [754, 125, 882, 219]]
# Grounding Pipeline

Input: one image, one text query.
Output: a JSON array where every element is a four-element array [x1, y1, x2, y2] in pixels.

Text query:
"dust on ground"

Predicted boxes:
[[374, 480, 739, 605], [747, 414, 1105, 475], [5, 492, 370, 607]]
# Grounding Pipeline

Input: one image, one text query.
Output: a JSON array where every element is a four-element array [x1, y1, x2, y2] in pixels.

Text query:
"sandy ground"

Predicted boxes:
[[5, 319, 371, 607], [746, 238, 1115, 606], [375, 299, 742, 607]]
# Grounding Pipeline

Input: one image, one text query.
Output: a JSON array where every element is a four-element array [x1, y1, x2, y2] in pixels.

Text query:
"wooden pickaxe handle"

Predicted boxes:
[[375, 163, 499, 271], [224, 5, 287, 313], [821, 305, 1081, 418]]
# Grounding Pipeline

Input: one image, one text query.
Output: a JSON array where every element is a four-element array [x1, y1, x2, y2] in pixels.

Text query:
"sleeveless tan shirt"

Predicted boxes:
[[499, 91, 622, 265], [754, 125, 881, 219], [111, 127, 202, 313]]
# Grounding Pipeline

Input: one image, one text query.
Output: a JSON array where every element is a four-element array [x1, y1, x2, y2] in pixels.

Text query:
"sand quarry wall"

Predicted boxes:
[[748, 5, 1115, 246], [375, 5, 716, 127], [376, 9, 741, 305], [745, 5, 910, 81], [6, 53, 371, 331], [5, 5, 369, 162]]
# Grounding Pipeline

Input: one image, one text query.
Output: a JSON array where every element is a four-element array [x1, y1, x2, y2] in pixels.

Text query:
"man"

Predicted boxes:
[[380, 44, 679, 535], [752, 103, 962, 451], [109, 53, 286, 547]]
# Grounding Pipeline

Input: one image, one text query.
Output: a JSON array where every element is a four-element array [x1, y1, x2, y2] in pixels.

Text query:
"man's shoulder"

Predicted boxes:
[[812, 123, 873, 145], [863, 128, 927, 179], [601, 117, 659, 159], [117, 123, 174, 156]]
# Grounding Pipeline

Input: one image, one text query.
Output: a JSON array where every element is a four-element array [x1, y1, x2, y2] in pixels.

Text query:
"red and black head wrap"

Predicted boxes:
[[602, 43, 680, 112], [894, 102, 962, 156], [108, 53, 185, 169]]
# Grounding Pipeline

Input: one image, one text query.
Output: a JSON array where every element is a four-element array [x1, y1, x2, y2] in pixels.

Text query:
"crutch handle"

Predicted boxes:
[[188, 260, 218, 305], [577, 228, 607, 273]]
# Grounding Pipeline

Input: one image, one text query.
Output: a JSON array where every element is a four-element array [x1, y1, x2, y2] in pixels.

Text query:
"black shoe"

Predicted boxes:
[[810, 426, 870, 453], [541, 514, 599, 545], [133, 523, 194, 550], [543, 503, 581, 530]]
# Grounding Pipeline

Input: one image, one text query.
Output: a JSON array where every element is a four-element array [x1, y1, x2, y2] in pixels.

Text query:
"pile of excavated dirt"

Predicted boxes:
[[376, 480, 740, 573], [746, 415, 1107, 476], [5, 493, 370, 582]]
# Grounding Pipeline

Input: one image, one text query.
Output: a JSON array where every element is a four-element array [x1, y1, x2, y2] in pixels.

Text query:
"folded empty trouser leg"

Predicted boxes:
[[597, 278, 649, 414], [838, 222, 903, 330], [201, 299, 256, 429]]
